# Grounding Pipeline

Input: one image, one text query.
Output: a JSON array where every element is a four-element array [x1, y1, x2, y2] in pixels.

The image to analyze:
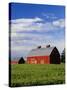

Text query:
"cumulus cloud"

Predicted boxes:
[[10, 17, 65, 59], [11, 17, 42, 23], [11, 17, 65, 35], [52, 19, 65, 28], [11, 17, 43, 33]]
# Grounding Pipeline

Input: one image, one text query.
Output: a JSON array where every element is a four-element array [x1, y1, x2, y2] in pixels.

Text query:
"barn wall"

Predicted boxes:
[[27, 56, 50, 64]]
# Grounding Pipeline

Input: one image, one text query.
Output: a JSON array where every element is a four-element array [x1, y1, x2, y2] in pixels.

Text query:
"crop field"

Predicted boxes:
[[11, 64, 65, 87]]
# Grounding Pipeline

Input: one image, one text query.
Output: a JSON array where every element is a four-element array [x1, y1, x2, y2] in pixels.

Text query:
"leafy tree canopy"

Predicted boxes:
[[61, 49, 65, 63], [18, 57, 25, 64]]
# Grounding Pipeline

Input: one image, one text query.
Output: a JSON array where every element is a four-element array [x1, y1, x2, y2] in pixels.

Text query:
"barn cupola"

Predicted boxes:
[[37, 46, 41, 49], [46, 45, 50, 48]]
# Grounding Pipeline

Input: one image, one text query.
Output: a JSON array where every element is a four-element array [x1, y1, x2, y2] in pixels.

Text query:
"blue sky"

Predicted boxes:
[[9, 3, 65, 60]]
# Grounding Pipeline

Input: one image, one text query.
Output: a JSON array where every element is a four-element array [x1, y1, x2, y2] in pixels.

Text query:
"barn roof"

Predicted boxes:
[[27, 47, 55, 57]]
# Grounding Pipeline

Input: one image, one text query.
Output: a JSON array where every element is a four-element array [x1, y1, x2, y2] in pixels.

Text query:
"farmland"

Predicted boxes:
[[11, 64, 65, 87]]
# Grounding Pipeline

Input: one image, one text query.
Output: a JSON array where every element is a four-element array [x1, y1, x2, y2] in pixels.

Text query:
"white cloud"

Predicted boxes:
[[11, 17, 42, 23], [11, 18, 65, 36], [10, 17, 43, 35], [52, 19, 65, 28], [10, 17, 65, 58]]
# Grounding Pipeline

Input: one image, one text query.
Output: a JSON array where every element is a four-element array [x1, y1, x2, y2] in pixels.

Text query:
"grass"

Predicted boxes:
[[10, 63, 65, 87]]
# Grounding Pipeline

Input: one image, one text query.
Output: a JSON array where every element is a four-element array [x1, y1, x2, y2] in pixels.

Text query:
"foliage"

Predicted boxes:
[[18, 57, 25, 64], [11, 64, 65, 87], [61, 49, 65, 63]]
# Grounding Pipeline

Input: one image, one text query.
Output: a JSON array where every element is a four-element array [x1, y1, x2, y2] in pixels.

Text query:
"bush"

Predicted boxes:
[[18, 57, 25, 64]]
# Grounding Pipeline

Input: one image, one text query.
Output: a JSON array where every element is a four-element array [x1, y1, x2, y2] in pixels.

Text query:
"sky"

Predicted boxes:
[[9, 3, 65, 60]]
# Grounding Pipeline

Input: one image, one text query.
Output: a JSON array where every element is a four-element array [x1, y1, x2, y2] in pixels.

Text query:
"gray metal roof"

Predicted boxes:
[[27, 47, 55, 57]]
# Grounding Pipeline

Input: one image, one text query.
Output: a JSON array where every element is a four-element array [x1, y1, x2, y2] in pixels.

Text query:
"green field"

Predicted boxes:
[[11, 64, 65, 87]]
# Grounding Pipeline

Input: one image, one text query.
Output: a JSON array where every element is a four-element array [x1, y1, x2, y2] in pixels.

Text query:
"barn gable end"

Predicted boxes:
[[50, 47, 60, 64]]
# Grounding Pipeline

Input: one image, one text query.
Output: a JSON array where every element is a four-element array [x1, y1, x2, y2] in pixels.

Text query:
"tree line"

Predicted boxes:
[[61, 48, 65, 63]]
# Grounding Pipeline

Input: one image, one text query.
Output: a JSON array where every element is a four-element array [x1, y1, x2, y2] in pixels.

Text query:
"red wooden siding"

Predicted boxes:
[[10, 61, 18, 64], [27, 56, 50, 64]]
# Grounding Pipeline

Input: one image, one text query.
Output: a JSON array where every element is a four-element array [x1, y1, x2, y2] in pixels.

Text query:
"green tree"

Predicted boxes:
[[18, 57, 25, 64], [61, 49, 65, 63]]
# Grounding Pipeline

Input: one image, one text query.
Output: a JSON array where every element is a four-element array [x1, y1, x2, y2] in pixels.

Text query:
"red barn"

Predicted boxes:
[[10, 60, 18, 64], [27, 46, 60, 64]]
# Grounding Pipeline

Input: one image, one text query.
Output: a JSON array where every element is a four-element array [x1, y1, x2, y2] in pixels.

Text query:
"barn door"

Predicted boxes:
[[31, 59, 37, 64], [40, 60, 44, 64]]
